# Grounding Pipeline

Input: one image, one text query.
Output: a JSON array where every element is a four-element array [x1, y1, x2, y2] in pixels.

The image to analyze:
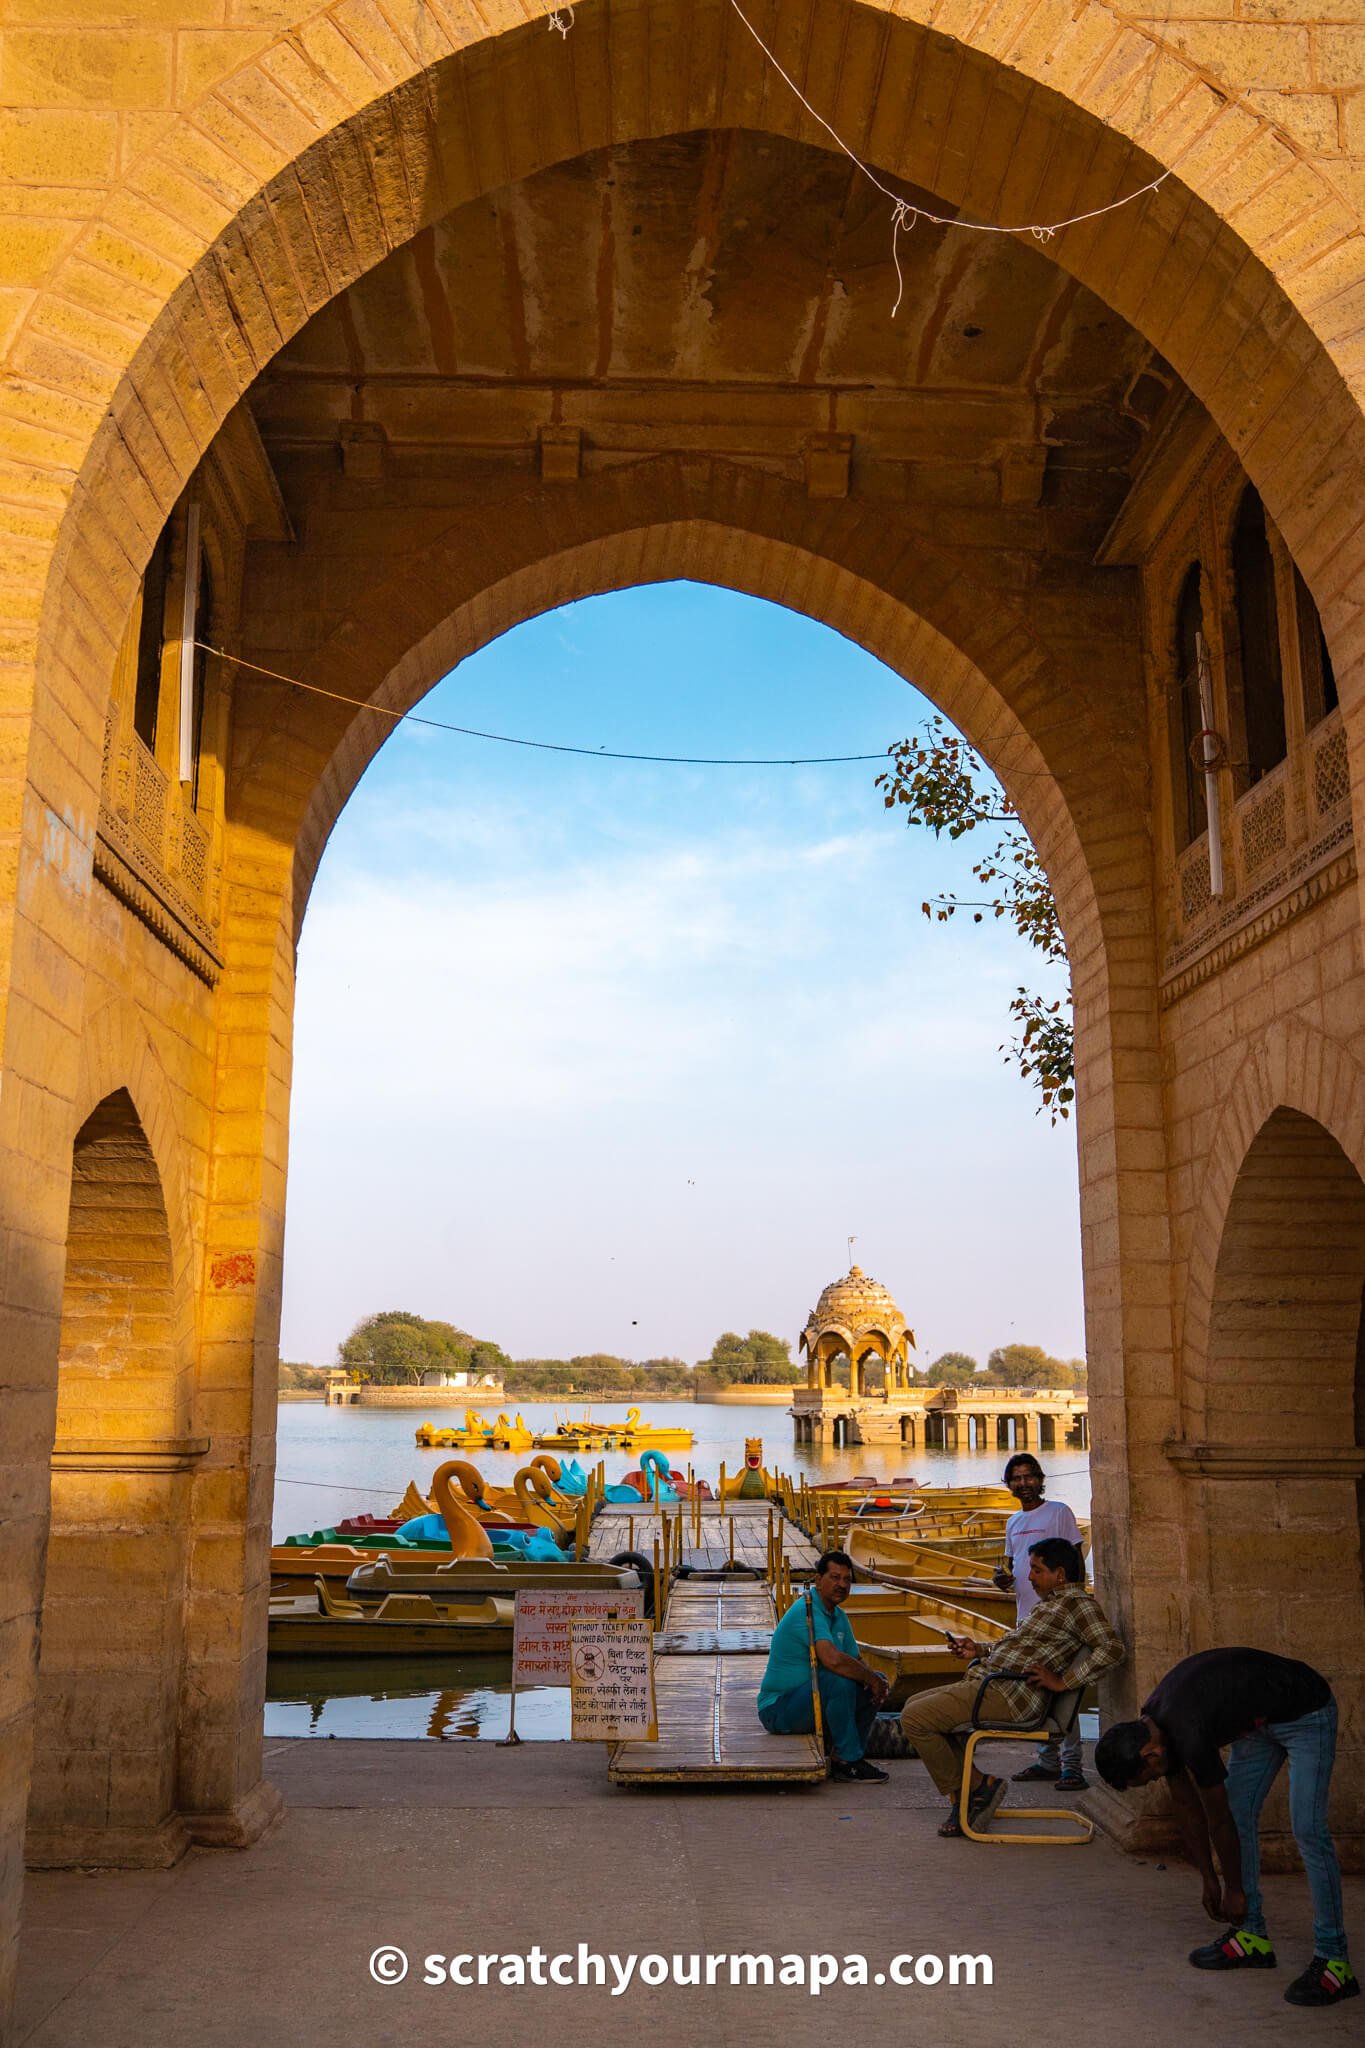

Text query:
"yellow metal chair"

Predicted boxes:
[[955, 1674, 1093, 1845]]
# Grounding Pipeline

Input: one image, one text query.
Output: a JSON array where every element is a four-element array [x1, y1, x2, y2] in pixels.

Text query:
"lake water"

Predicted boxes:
[[266, 1398, 1091, 1742]]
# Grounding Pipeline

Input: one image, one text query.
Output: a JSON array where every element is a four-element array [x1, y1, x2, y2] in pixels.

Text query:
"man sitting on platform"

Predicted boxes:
[[757, 1549, 891, 1784], [901, 1538, 1124, 1836]]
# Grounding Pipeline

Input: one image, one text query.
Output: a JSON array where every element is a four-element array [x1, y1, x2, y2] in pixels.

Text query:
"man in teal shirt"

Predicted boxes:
[[757, 1550, 891, 1782]]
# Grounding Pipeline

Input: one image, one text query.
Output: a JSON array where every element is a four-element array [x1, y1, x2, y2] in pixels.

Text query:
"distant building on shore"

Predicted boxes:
[[323, 1366, 505, 1407]]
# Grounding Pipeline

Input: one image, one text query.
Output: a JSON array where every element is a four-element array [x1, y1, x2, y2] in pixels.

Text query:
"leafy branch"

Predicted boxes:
[[877, 716, 1074, 1122]]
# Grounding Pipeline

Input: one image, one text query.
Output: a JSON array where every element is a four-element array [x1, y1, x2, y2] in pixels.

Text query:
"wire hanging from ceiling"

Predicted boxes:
[[542, 0, 1173, 317], [723, 0, 1172, 314]]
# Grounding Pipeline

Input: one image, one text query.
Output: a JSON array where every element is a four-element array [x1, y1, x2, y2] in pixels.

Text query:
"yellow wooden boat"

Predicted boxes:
[[838, 1586, 1012, 1705], [849, 1526, 1004, 1586], [268, 1578, 515, 1656], [847, 1525, 1007, 1580], [344, 1555, 644, 1598], [912, 1486, 1017, 1511]]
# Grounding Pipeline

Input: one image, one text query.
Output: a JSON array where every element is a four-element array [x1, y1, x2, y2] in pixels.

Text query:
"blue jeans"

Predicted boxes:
[[1226, 1697, 1348, 1960], [1037, 1725, 1082, 1774], [759, 1672, 878, 1763]]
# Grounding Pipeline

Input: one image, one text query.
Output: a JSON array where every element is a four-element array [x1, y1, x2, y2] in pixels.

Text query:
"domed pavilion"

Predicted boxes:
[[792, 1265, 918, 1446]]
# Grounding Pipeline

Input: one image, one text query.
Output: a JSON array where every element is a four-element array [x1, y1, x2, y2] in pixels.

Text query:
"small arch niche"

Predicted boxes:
[[1195, 1107, 1365, 1677]]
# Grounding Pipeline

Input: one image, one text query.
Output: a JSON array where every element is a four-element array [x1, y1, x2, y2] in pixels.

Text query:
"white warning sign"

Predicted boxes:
[[569, 1617, 657, 1741], [512, 1588, 644, 1687]]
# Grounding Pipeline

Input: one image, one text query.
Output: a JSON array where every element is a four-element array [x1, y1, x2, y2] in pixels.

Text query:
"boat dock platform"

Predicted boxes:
[[586, 1498, 820, 1575], [602, 1516, 826, 1787]]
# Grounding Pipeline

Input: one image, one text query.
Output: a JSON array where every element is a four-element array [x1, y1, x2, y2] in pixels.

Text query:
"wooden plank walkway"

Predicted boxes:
[[607, 1574, 825, 1786], [587, 1500, 819, 1575]]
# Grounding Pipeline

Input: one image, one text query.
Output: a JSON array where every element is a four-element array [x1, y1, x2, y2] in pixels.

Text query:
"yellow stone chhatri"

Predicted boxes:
[[800, 1265, 913, 1383]]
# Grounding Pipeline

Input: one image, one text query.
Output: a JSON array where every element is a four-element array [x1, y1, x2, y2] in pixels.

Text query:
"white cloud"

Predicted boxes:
[[285, 795, 1081, 1365], [281, 585, 1084, 1369]]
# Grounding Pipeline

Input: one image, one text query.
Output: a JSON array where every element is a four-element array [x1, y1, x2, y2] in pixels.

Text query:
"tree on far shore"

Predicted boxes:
[[697, 1329, 801, 1386], [985, 1342, 1084, 1389], [277, 1358, 322, 1390], [924, 1351, 979, 1386], [922, 1345, 1086, 1390], [338, 1309, 483, 1385]]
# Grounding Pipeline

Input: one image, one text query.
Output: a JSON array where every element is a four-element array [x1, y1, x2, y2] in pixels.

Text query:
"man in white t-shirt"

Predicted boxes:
[[994, 1453, 1087, 1788]]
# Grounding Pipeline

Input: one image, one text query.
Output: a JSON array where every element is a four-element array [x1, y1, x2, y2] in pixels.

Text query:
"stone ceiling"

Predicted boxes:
[[252, 128, 1178, 543]]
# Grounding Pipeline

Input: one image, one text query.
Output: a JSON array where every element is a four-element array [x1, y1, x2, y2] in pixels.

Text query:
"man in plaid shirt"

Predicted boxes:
[[900, 1537, 1124, 1836]]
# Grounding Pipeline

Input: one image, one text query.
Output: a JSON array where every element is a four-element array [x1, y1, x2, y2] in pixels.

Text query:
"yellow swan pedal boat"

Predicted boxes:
[[268, 1576, 515, 1655], [487, 1412, 535, 1450], [389, 1462, 573, 1529], [415, 1409, 497, 1450], [616, 1405, 693, 1450]]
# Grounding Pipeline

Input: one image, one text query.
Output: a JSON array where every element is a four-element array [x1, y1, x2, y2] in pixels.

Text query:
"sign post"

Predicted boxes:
[[568, 1618, 657, 1742], [501, 1586, 645, 1744]]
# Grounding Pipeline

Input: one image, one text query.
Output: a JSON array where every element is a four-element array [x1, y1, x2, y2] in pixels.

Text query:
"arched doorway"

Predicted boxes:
[[1178, 1107, 1365, 1852], [28, 1092, 197, 1867], [5, 6, 1365, 2015]]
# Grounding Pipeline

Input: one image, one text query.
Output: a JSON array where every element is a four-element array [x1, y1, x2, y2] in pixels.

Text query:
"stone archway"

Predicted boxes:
[[1175, 1101, 1365, 1861], [6, 1, 1365, 2018], [10, 2, 1365, 1041], [28, 1090, 198, 1868]]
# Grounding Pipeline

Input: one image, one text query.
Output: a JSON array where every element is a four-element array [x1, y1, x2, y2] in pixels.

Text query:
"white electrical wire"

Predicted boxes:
[[540, 0, 1172, 313], [724, 0, 1171, 314]]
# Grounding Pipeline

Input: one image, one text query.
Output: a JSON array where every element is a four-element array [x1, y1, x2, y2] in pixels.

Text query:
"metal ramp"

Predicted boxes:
[[608, 1576, 826, 1786]]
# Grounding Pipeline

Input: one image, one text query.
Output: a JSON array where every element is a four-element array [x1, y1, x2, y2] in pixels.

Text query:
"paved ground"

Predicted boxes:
[[15, 1739, 1363, 2048]]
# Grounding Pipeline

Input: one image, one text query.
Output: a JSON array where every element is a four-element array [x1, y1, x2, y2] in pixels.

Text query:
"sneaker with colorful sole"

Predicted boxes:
[[1188, 1928, 1277, 1971], [1284, 1956, 1359, 2008]]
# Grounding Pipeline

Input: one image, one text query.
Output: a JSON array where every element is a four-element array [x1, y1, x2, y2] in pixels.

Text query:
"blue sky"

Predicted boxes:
[[280, 581, 1082, 1369]]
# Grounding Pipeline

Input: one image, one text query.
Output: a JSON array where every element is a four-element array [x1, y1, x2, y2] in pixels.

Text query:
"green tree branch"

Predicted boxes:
[[877, 716, 1074, 1122]]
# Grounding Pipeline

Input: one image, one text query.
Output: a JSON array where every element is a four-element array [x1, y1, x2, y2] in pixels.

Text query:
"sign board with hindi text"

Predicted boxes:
[[569, 1617, 657, 1741], [511, 1587, 644, 1688]]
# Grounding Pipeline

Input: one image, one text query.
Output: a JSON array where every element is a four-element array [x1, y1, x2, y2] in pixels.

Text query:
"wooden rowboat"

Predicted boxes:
[[268, 1580, 516, 1656], [838, 1585, 1012, 1706], [271, 1547, 639, 1592], [847, 1525, 1008, 1580]]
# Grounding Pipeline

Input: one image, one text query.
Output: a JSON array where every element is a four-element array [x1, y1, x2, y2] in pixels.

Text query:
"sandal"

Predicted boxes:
[[1012, 1763, 1061, 1782], [968, 1774, 1008, 1829], [1055, 1771, 1089, 1791], [937, 1812, 965, 1838]]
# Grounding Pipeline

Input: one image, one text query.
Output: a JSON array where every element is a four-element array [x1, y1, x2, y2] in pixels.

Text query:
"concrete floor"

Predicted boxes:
[[15, 1739, 1363, 2048]]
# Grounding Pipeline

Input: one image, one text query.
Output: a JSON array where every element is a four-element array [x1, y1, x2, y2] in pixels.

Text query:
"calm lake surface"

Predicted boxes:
[[266, 1398, 1091, 1743]]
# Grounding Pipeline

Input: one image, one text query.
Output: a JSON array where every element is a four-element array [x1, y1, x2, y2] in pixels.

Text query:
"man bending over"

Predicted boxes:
[[1094, 1647, 1356, 2010]]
